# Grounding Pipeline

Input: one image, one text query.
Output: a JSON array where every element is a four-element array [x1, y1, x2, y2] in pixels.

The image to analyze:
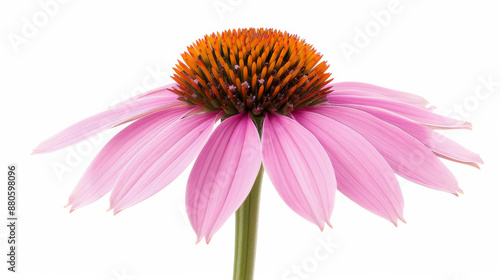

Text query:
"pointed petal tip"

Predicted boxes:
[[477, 156, 485, 165], [460, 121, 473, 130], [32, 139, 58, 154], [457, 189, 464, 195], [32, 143, 43, 152], [195, 236, 203, 244], [69, 209, 75, 214], [113, 209, 122, 216], [392, 220, 398, 227], [400, 217, 407, 224], [32, 144, 48, 154], [326, 220, 333, 229]]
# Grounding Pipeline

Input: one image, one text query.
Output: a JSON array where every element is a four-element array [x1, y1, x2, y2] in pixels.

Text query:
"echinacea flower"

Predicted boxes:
[[34, 28, 481, 279]]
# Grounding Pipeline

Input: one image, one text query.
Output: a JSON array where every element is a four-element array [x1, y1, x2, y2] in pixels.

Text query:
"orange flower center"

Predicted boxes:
[[171, 28, 333, 116]]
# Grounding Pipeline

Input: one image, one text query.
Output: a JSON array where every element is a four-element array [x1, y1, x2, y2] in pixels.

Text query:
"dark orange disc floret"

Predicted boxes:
[[170, 28, 333, 116]]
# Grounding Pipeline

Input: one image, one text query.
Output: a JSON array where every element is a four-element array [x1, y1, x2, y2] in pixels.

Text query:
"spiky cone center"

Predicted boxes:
[[170, 28, 333, 116]]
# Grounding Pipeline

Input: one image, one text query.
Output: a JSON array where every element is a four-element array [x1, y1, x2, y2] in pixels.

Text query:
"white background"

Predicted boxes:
[[1, 0, 499, 279]]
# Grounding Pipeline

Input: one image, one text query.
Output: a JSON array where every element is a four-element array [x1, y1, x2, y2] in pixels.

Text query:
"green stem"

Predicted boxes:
[[233, 163, 264, 280]]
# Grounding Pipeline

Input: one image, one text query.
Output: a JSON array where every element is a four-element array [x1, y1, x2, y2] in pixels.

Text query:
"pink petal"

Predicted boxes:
[[33, 96, 185, 154], [109, 111, 220, 213], [262, 113, 336, 229], [294, 110, 404, 225], [343, 104, 483, 167], [67, 106, 194, 211], [112, 83, 178, 107], [331, 82, 430, 108], [309, 106, 462, 194], [186, 113, 262, 242], [109, 84, 185, 127], [327, 95, 471, 129]]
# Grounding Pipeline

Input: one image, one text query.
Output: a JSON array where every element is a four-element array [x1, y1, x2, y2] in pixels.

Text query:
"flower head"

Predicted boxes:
[[34, 28, 481, 243], [170, 28, 332, 115]]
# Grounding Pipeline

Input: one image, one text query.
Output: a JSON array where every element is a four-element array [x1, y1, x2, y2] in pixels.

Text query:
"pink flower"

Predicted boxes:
[[34, 28, 481, 244]]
